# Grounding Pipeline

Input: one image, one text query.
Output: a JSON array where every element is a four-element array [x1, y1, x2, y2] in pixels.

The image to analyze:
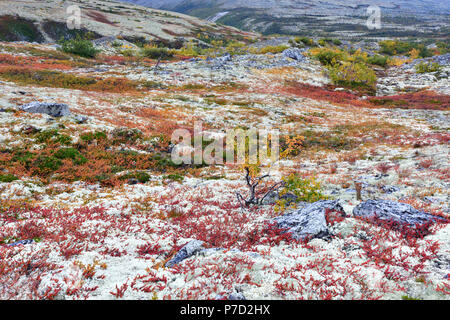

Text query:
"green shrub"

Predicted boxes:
[[379, 40, 433, 58], [0, 174, 18, 183], [60, 36, 100, 58], [120, 171, 150, 183], [276, 174, 327, 210], [13, 150, 34, 166], [55, 134, 72, 146], [80, 131, 107, 143], [54, 147, 87, 165], [35, 129, 60, 143], [120, 49, 135, 57], [311, 48, 346, 66], [163, 174, 184, 183], [112, 128, 142, 144], [293, 37, 316, 47], [379, 40, 413, 56], [36, 156, 62, 172], [367, 55, 388, 67], [141, 46, 173, 60], [329, 62, 377, 92], [415, 61, 442, 74], [254, 45, 289, 54], [35, 130, 71, 145]]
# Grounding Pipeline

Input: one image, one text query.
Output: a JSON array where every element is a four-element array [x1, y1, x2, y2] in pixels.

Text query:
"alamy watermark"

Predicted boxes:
[[66, 5, 81, 30], [366, 5, 382, 30], [171, 122, 280, 166]]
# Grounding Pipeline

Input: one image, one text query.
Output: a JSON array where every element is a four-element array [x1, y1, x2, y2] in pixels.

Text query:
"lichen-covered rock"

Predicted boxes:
[[272, 200, 346, 240], [74, 114, 88, 124], [165, 240, 205, 268], [381, 185, 400, 194], [261, 191, 298, 205], [19, 102, 70, 117], [228, 292, 246, 300], [7, 239, 34, 247], [353, 200, 446, 236], [282, 48, 308, 62]]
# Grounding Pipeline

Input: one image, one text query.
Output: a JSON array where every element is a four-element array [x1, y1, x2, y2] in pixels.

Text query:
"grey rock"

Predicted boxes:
[[7, 239, 34, 247], [74, 114, 89, 124], [280, 192, 298, 205], [423, 196, 439, 203], [127, 178, 139, 185], [210, 53, 232, 69], [19, 102, 70, 117], [228, 292, 246, 300], [166, 240, 205, 267], [353, 200, 447, 236], [381, 185, 400, 194], [261, 191, 278, 205], [282, 48, 308, 62], [261, 191, 298, 205], [272, 200, 346, 240]]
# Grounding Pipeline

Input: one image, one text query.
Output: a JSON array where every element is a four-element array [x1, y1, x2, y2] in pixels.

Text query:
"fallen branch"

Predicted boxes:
[[236, 167, 285, 208]]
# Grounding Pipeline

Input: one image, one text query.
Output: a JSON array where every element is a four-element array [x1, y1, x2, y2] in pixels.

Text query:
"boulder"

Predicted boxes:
[[282, 48, 308, 62], [74, 114, 88, 124], [19, 102, 70, 117], [353, 200, 446, 236], [165, 240, 205, 268], [228, 292, 246, 300], [381, 185, 400, 194], [272, 200, 346, 241], [261, 191, 298, 205], [7, 239, 34, 247], [210, 53, 232, 69]]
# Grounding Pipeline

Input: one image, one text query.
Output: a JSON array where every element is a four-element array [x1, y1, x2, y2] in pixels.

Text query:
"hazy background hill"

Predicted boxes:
[[0, 0, 253, 44], [119, 0, 450, 38]]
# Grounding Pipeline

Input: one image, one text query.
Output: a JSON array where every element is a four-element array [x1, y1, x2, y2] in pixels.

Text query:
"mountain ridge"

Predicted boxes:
[[0, 0, 254, 44], [118, 0, 450, 37]]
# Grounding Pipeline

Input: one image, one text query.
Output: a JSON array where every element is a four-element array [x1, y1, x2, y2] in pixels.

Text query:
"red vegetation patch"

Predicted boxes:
[[325, 208, 346, 226], [157, 187, 284, 250], [85, 11, 117, 26], [0, 53, 73, 70], [369, 91, 450, 111], [282, 83, 449, 111], [137, 242, 164, 258], [282, 82, 371, 107]]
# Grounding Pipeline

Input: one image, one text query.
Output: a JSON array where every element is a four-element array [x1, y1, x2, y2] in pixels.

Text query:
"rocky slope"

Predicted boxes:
[[119, 0, 450, 37], [0, 36, 448, 300], [0, 0, 252, 43]]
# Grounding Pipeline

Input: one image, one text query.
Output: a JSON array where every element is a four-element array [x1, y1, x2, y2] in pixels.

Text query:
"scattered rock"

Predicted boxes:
[[210, 53, 232, 69], [261, 191, 298, 205], [22, 125, 40, 135], [272, 200, 346, 241], [166, 240, 205, 268], [127, 178, 139, 185], [19, 102, 70, 117], [7, 239, 34, 247], [228, 292, 246, 300], [282, 48, 308, 62], [353, 200, 446, 236], [381, 185, 400, 194], [74, 114, 88, 124]]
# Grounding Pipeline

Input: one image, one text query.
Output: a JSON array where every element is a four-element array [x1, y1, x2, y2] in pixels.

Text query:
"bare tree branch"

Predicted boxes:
[[236, 168, 285, 208]]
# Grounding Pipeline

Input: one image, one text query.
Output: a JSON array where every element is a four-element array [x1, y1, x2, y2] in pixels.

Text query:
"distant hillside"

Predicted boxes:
[[118, 0, 450, 38], [0, 0, 254, 44]]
